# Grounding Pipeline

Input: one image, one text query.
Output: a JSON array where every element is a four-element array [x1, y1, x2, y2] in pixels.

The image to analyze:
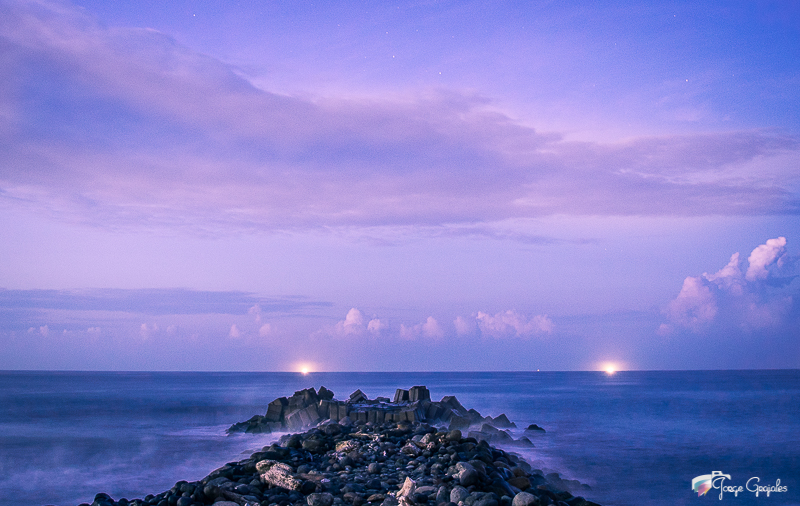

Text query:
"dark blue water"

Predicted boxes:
[[0, 371, 798, 506]]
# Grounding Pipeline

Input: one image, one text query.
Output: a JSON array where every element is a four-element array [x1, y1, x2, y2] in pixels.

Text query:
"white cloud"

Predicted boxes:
[[400, 316, 444, 340], [333, 308, 365, 337], [664, 276, 718, 332], [661, 237, 797, 335], [87, 326, 101, 336], [745, 236, 787, 281], [367, 318, 387, 335], [474, 310, 554, 338], [228, 324, 241, 338], [259, 323, 272, 337], [704, 252, 745, 295], [422, 316, 444, 338], [248, 304, 262, 323], [454, 315, 477, 336], [315, 308, 384, 338]]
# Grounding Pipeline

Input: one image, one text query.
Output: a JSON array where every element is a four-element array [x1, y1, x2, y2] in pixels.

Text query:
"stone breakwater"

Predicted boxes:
[[227, 386, 543, 449], [79, 386, 600, 506]]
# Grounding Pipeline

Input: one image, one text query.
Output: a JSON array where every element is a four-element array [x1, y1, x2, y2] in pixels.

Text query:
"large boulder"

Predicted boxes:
[[512, 492, 539, 506], [256, 460, 302, 491]]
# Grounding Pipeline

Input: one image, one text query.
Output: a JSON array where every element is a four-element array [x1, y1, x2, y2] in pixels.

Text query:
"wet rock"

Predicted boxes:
[[308, 493, 335, 506], [507, 477, 530, 490], [451, 486, 470, 504], [512, 492, 539, 506], [256, 460, 302, 491]]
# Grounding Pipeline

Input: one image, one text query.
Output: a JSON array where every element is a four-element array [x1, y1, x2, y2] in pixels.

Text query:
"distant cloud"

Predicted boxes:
[[315, 308, 387, 338], [475, 310, 554, 338], [660, 237, 798, 335], [400, 316, 444, 340], [1, 0, 798, 234], [454, 315, 477, 336], [0, 288, 330, 315], [228, 324, 241, 338], [258, 323, 272, 337], [248, 304, 263, 323], [335, 308, 365, 337], [139, 323, 157, 340], [27, 325, 50, 337], [366, 318, 388, 335]]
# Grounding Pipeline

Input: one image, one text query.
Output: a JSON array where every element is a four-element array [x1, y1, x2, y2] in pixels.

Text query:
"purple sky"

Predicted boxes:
[[1, 0, 798, 371]]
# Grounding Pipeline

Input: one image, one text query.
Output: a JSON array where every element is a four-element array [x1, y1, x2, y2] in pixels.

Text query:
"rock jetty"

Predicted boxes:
[[81, 386, 601, 506], [227, 386, 534, 449]]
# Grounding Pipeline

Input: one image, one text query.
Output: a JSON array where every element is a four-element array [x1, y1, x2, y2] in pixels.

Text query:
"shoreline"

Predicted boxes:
[[77, 386, 601, 506]]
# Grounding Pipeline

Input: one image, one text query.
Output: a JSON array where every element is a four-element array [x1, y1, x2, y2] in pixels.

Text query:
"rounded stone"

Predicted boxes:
[[447, 430, 462, 442], [459, 468, 479, 487], [368, 463, 381, 474], [450, 486, 470, 504], [512, 492, 538, 506], [507, 476, 530, 490], [175, 497, 192, 506], [307, 492, 335, 506]]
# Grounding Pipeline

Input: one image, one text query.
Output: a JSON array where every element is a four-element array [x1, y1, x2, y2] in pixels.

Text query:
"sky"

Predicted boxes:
[[1, 0, 799, 371]]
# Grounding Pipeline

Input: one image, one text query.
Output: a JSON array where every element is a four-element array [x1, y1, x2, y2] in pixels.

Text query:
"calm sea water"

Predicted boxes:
[[0, 371, 798, 506]]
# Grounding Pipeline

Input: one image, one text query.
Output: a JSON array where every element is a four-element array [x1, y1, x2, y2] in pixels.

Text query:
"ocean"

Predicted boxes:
[[0, 371, 797, 506]]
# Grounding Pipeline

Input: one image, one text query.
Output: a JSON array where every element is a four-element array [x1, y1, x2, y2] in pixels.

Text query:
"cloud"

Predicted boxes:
[[258, 323, 272, 337], [474, 310, 554, 338], [746, 237, 788, 281], [228, 324, 241, 338], [0, 288, 331, 315], [315, 308, 387, 338], [661, 237, 798, 335], [366, 318, 388, 335], [1, 0, 798, 234], [454, 315, 477, 336], [399, 316, 444, 340], [663, 276, 718, 333], [248, 304, 262, 323], [28, 325, 50, 337], [139, 323, 157, 340], [334, 308, 365, 337]]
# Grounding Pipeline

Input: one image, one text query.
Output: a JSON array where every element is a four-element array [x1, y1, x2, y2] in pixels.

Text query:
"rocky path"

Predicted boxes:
[[80, 387, 601, 506]]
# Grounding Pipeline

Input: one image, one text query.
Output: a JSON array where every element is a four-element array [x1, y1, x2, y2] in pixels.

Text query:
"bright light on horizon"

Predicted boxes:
[[602, 363, 618, 375], [293, 362, 315, 375]]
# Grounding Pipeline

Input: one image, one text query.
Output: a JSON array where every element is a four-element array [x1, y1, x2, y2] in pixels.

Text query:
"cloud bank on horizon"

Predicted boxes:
[[1, 0, 799, 370]]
